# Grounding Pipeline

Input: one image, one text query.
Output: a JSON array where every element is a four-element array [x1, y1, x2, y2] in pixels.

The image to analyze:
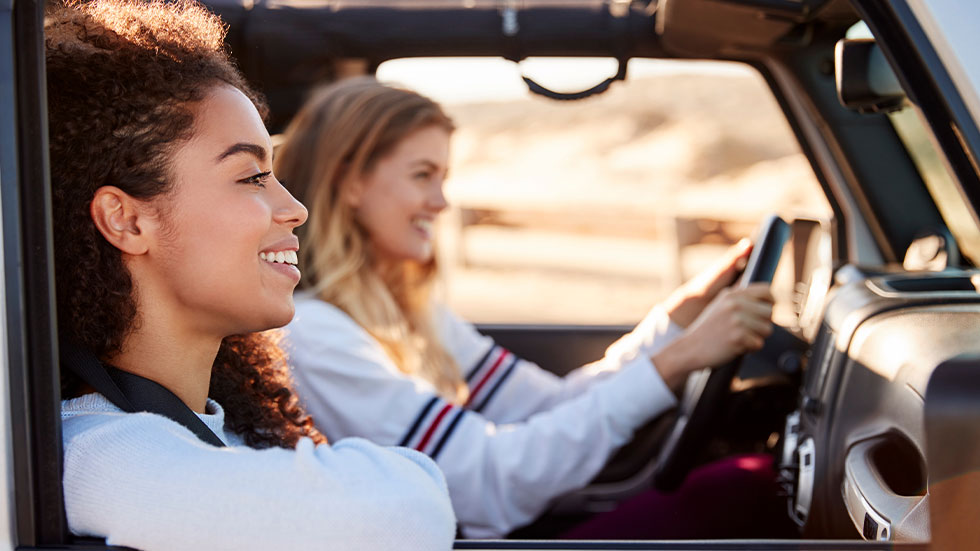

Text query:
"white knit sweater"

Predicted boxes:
[[285, 301, 681, 538], [61, 393, 456, 551]]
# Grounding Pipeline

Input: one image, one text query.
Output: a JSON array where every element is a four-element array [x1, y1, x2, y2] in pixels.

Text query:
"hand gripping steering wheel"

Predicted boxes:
[[651, 214, 791, 492]]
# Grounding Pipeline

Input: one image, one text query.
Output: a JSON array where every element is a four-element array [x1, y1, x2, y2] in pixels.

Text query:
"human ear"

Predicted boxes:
[[89, 186, 151, 255], [344, 177, 364, 209]]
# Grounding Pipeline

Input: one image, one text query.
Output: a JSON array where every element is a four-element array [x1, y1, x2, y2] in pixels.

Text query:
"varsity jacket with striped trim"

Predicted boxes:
[[284, 296, 682, 539]]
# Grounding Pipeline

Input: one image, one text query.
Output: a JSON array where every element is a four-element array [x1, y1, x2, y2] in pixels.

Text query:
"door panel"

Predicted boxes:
[[925, 356, 980, 550]]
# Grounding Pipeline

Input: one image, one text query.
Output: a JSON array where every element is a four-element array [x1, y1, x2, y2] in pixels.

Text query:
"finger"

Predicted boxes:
[[739, 314, 774, 338], [741, 281, 774, 294], [728, 237, 753, 266], [721, 238, 753, 275], [702, 239, 754, 294], [714, 237, 751, 267], [736, 297, 775, 320], [738, 283, 776, 303], [725, 288, 775, 315]]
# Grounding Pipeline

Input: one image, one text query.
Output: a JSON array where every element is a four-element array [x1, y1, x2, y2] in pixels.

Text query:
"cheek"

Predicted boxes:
[[357, 186, 402, 235], [357, 203, 393, 245], [174, 196, 271, 262], [374, 179, 423, 217]]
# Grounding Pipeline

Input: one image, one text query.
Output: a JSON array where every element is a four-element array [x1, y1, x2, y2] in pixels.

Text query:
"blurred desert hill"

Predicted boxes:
[[429, 70, 830, 324]]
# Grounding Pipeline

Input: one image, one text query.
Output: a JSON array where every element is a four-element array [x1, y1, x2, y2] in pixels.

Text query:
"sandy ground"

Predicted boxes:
[[431, 70, 831, 325]]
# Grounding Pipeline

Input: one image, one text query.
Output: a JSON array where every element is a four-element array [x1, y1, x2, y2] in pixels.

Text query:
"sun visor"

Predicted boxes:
[[655, 0, 843, 58]]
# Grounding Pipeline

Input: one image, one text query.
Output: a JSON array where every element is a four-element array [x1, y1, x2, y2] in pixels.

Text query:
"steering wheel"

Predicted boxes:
[[651, 214, 791, 492]]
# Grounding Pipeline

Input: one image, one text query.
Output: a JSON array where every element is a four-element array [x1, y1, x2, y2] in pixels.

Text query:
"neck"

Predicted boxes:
[[371, 255, 398, 281], [109, 319, 221, 414], [113, 257, 231, 414]]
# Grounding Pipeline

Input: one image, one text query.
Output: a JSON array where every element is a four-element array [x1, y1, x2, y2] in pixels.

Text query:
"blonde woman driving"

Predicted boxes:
[[277, 77, 787, 539]]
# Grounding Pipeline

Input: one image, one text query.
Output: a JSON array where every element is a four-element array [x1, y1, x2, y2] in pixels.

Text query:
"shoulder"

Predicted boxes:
[[61, 394, 220, 454], [62, 392, 124, 419], [60, 406, 228, 504], [291, 293, 362, 332], [432, 303, 473, 339], [286, 294, 377, 349], [284, 295, 402, 378]]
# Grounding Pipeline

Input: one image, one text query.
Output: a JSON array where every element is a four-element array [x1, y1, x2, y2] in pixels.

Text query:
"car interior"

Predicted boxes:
[[3, 0, 980, 549]]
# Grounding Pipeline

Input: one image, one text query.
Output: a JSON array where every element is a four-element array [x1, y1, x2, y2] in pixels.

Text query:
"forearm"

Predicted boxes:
[[440, 355, 677, 537]]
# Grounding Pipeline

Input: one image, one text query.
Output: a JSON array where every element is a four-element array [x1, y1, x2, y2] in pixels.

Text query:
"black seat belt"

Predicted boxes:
[[60, 341, 226, 447]]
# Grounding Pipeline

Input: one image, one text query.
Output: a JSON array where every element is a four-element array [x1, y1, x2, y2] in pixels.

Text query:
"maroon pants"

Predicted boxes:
[[562, 454, 798, 540]]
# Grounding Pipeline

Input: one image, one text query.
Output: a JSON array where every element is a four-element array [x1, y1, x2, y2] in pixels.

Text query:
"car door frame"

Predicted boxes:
[[0, 0, 971, 549], [1, 0, 68, 547]]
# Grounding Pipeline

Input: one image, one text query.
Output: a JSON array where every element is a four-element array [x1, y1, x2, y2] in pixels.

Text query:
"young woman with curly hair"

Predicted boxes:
[[48, 2, 454, 549], [276, 78, 793, 539]]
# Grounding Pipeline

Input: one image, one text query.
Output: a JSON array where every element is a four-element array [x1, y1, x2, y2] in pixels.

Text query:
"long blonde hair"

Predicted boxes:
[[275, 77, 467, 404]]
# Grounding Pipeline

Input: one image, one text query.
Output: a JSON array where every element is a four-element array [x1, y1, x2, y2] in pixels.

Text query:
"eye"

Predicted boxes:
[[239, 171, 272, 188], [413, 170, 433, 181]]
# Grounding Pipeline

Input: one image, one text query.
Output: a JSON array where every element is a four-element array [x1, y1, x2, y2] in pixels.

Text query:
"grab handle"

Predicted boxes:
[[841, 437, 929, 541]]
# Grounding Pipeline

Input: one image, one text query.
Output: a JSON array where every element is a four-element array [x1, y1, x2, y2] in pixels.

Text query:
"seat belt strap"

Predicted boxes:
[[60, 342, 226, 447]]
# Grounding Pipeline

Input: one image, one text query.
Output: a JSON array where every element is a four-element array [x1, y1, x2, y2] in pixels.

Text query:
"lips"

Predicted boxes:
[[411, 217, 434, 238], [259, 245, 300, 284]]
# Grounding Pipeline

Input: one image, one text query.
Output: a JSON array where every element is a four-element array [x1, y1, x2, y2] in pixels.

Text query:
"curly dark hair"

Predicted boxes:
[[46, 0, 323, 448]]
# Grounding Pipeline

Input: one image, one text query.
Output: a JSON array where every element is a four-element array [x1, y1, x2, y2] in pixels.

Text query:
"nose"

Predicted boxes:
[[272, 179, 309, 228], [428, 181, 448, 214]]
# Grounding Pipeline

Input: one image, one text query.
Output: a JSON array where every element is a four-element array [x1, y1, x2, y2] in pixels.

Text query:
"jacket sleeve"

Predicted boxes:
[[61, 412, 456, 551], [285, 299, 678, 538], [436, 304, 684, 424]]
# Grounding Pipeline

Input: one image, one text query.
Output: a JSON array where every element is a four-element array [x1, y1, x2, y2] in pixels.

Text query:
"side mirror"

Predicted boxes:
[[835, 38, 906, 113]]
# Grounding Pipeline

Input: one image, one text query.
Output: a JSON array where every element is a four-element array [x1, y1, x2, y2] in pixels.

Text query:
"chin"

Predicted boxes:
[[409, 244, 435, 264], [245, 302, 296, 333], [267, 306, 297, 330]]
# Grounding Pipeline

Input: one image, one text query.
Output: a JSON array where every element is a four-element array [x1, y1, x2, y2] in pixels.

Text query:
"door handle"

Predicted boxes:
[[841, 437, 929, 541]]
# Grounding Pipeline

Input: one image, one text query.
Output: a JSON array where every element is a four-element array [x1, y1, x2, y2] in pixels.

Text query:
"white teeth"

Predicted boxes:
[[413, 218, 433, 234], [260, 250, 299, 266]]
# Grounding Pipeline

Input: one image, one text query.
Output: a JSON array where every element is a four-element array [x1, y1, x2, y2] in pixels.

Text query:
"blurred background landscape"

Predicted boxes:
[[378, 59, 832, 324]]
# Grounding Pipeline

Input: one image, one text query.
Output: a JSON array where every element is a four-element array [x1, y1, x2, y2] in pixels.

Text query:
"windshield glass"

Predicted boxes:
[[376, 57, 830, 325], [889, 105, 980, 265]]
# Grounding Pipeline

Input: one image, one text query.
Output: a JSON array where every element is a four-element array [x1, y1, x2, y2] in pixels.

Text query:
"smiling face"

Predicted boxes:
[[350, 124, 451, 265], [143, 84, 308, 337]]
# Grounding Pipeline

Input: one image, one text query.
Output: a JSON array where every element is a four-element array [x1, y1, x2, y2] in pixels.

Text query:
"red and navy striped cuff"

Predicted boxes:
[[399, 397, 466, 459], [464, 345, 518, 413], [398, 345, 520, 459]]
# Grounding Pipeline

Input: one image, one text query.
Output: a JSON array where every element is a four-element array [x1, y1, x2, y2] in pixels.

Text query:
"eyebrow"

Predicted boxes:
[[215, 142, 268, 163]]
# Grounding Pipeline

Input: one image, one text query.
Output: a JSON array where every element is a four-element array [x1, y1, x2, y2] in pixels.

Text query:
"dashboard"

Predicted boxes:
[[783, 267, 980, 542]]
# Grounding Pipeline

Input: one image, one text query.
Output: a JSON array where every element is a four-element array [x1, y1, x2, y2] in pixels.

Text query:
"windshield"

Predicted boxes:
[[889, 105, 980, 265], [376, 57, 830, 325]]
